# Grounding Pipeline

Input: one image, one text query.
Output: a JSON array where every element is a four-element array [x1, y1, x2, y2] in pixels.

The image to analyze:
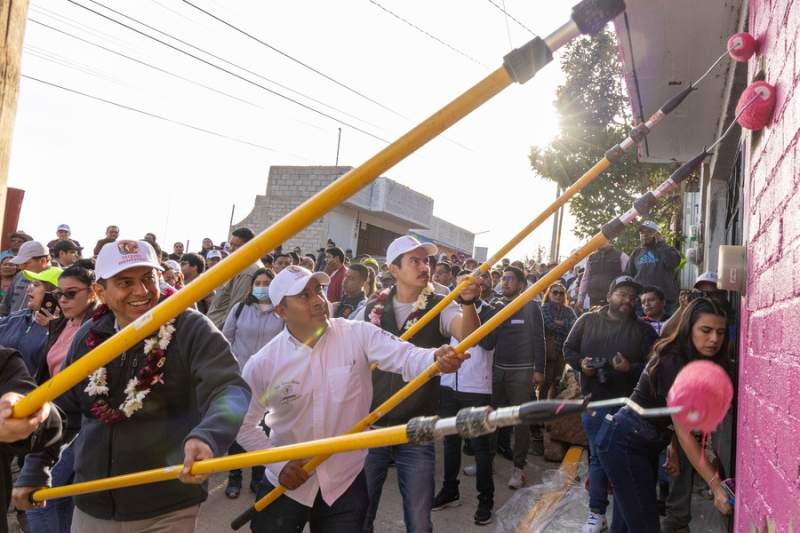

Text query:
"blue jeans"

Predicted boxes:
[[363, 442, 434, 533], [581, 406, 618, 514], [27, 445, 75, 533], [597, 407, 671, 533]]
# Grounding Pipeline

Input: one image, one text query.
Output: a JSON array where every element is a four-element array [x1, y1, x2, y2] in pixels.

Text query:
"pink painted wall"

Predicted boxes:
[[736, 0, 800, 530]]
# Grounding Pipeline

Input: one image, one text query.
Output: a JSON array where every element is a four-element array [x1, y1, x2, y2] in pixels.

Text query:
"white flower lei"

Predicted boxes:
[[84, 320, 176, 420], [403, 283, 433, 331]]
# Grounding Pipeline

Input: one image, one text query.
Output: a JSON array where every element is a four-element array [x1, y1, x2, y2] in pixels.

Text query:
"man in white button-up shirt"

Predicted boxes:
[[238, 265, 468, 533]]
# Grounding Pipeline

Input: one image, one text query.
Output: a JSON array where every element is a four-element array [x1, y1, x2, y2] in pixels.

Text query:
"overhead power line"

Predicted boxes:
[[179, 0, 407, 119], [22, 74, 311, 159], [66, 0, 390, 143], [485, 0, 537, 37], [367, 0, 489, 68]]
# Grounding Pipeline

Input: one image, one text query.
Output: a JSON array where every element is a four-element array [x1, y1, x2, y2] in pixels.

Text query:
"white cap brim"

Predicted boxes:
[[270, 269, 330, 304], [97, 260, 163, 281], [388, 242, 438, 266]]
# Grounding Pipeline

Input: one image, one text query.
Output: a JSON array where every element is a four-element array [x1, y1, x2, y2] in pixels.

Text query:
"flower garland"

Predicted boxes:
[[369, 283, 434, 331], [84, 305, 176, 425]]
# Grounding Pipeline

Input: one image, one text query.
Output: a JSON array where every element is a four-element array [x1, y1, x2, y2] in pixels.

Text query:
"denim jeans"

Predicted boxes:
[[363, 442, 434, 533], [439, 387, 493, 508], [581, 406, 618, 515], [596, 407, 671, 533], [251, 471, 368, 533], [27, 445, 74, 533]]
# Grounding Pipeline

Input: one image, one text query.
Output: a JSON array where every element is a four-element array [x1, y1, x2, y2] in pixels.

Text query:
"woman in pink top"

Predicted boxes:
[[27, 260, 98, 533]]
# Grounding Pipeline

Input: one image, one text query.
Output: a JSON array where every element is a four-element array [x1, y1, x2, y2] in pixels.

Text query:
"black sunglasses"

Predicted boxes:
[[54, 287, 90, 301]]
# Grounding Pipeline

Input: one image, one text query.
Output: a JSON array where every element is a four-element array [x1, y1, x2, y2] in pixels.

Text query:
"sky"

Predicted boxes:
[[11, 0, 585, 260]]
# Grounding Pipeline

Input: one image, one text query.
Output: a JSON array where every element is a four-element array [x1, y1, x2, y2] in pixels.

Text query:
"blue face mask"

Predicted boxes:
[[252, 286, 270, 301]]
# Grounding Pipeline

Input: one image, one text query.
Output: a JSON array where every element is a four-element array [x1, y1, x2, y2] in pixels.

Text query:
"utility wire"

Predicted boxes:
[[485, 0, 537, 37], [76, 0, 386, 132], [30, 19, 265, 112], [179, 0, 408, 119], [367, 0, 488, 68], [66, 0, 390, 143], [22, 74, 311, 159]]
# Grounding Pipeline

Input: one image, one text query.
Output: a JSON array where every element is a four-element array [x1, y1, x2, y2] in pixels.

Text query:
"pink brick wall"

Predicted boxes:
[[736, 0, 800, 530]]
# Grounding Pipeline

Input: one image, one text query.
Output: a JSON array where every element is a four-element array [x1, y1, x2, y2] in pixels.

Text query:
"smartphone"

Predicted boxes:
[[40, 292, 61, 316]]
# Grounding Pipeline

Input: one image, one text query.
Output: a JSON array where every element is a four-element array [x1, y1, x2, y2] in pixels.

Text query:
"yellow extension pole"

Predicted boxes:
[[32, 426, 409, 502], [251, 157, 612, 513], [11, 65, 513, 419], [32, 231, 610, 504]]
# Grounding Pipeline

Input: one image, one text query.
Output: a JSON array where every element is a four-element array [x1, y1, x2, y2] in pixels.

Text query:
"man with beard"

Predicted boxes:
[[564, 276, 658, 533], [356, 236, 481, 533]]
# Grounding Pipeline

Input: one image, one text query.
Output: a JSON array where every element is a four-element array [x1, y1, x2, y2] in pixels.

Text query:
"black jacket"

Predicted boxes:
[[491, 299, 546, 373], [34, 305, 98, 386], [564, 306, 658, 401], [0, 349, 62, 533], [17, 307, 251, 521]]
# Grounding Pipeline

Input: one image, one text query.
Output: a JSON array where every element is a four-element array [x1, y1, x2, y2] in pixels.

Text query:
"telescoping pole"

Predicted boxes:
[[31, 144, 706, 505], [11, 0, 625, 420]]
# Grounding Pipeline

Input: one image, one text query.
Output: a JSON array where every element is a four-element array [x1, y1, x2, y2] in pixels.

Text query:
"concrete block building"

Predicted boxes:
[[231, 166, 475, 259]]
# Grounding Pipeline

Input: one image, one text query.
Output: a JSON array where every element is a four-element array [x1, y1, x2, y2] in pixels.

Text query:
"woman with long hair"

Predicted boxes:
[[596, 298, 732, 532], [23, 262, 99, 533], [540, 282, 577, 399], [222, 267, 283, 498]]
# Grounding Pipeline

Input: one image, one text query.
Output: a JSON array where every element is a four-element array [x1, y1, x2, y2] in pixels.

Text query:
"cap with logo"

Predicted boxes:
[[96, 240, 163, 280], [10, 241, 49, 265], [386, 236, 438, 266], [57, 224, 71, 233], [269, 265, 330, 305], [608, 275, 643, 293], [23, 266, 63, 287]]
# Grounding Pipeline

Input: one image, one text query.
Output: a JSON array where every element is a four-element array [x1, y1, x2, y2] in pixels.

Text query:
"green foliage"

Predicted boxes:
[[530, 30, 681, 254]]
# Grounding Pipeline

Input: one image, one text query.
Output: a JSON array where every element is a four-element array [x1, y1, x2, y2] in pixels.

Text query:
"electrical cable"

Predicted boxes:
[[485, 0, 537, 36]]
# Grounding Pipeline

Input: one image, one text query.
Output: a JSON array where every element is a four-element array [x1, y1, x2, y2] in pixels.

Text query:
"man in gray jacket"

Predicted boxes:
[[13, 240, 250, 532], [0, 241, 51, 317], [207, 227, 263, 329]]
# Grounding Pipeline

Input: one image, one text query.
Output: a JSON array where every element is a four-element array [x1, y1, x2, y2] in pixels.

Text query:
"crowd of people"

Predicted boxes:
[[0, 220, 735, 533]]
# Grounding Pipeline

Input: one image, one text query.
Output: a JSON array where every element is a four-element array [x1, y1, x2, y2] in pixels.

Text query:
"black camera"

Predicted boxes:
[[585, 357, 611, 384]]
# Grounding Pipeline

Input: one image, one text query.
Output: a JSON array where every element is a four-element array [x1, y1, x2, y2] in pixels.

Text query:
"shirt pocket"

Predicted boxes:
[[327, 364, 359, 404]]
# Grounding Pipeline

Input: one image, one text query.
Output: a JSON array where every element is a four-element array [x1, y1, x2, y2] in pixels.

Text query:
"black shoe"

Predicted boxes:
[[225, 480, 242, 499], [496, 443, 514, 462], [250, 477, 263, 494], [529, 437, 544, 456], [474, 505, 493, 525], [432, 490, 460, 511]]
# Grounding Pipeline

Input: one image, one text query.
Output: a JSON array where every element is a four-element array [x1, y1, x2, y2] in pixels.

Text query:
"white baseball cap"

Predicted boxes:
[[206, 249, 223, 261], [57, 224, 71, 232], [269, 265, 330, 305], [639, 220, 660, 232], [96, 240, 163, 280], [694, 271, 719, 288], [386, 236, 438, 266], [164, 260, 181, 272], [10, 241, 48, 265]]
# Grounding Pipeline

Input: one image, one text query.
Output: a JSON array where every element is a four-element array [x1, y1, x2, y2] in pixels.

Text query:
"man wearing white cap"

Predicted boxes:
[[625, 221, 682, 313], [13, 239, 251, 532], [47, 224, 81, 258], [359, 235, 482, 533], [238, 265, 469, 532], [0, 241, 51, 317], [694, 271, 719, 292]]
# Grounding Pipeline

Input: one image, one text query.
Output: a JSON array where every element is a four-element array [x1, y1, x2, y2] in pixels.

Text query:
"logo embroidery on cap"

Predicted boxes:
[[117, 240, 140, 255]]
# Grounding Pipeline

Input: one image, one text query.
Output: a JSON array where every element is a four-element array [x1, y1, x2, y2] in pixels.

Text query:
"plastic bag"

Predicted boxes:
[[495, 451, 588, 533]]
